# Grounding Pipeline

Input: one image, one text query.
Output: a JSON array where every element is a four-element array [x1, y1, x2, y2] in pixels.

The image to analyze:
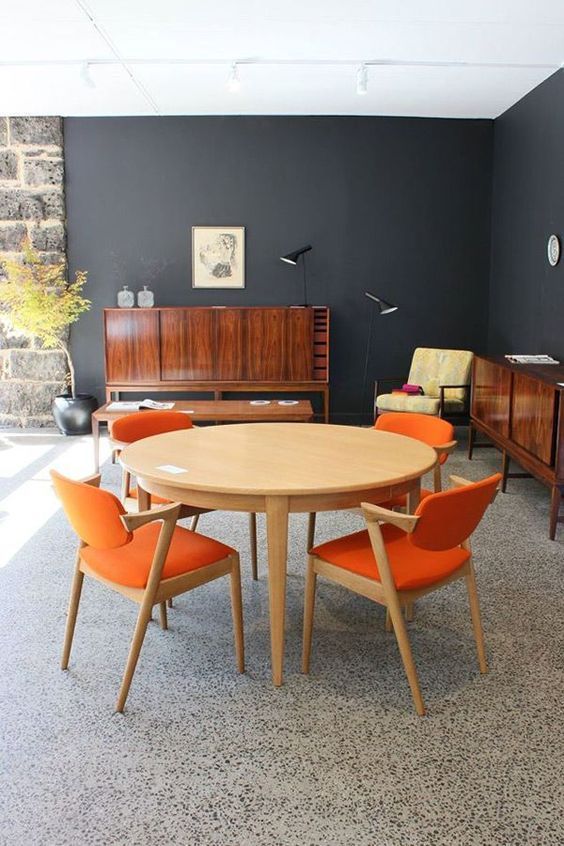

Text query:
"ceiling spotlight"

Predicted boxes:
[[80, 62, 96, 89], [227, 63, 241, 93], [356, 63, 368, 96]]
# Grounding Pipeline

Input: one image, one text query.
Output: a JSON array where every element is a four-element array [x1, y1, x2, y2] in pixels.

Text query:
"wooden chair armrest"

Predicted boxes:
[[78, 473, 102, 487], [374, 376, 407, 395], [449, 474, 500, 502], [439, 384, 470, 391], [435, 440, 457, 458], [361, 501, 419, 533], [121, 502, 181, 531], [449, 474, 473, 488]]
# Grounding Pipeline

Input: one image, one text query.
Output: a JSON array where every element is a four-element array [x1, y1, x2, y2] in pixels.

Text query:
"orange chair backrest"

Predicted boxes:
[[111, 410, 193, 444], [375, 412, 454, 464], [410, 473, 501, 551], [51, 470, 132, 549]]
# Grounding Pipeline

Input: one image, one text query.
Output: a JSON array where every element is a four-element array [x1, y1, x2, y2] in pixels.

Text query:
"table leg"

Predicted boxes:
[[265, 495, 289, 686], [92, 415, 100, 473], [137, 483, 151, 512], [406, 479, 421, 513]]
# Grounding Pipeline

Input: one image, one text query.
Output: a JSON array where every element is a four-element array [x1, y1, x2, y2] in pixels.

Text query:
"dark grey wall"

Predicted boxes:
[[489, 70, 564, 359], [65, 116, 493, 420]]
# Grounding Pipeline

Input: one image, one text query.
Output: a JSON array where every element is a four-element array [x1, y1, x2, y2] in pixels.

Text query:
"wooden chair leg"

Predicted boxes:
[[501, 451, 510, 493], [120, 470, 131, 502], [301, 557, 317, 673], [159, 601, 168, 630], [387, 600, 425, 716], [167, 598, 173, 608], [190, 513, 200, 532], [549, 485, 562, 541], [307, 512, 316, 551], [405, 602, 414, 622], [465, 564, 488, 673], [249, 512, 258, 581], [467, 422, 475, 460], [61, 566, 84, 670], [229, 555, 245, 673], [385, 608, 392, 632], [115, 604, 152, 713]]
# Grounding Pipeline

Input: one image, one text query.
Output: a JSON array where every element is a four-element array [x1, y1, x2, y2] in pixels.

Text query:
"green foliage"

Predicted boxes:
[[0, 240, 90, 396]]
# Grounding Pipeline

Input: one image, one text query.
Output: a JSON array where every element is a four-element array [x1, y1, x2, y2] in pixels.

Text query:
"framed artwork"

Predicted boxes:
[[192, 226, 245, 288]]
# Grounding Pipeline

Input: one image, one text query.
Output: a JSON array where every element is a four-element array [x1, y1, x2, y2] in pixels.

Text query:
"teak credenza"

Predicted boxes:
[[469, 355, 564, 539], [103, 306, 330, 421]]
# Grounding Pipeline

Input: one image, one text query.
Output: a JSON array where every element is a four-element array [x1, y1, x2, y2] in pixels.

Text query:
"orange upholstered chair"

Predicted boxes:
[[306, 412, 457, 550], [374, 412, 457, 506], [111, 411, 194, 505], [51, 470, 244, 712], [110, 410, 260, 580], [302, 473, 501, 715]]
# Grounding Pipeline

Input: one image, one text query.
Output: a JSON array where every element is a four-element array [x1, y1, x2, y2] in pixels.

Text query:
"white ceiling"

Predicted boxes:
[[0, 0, 563, 118]]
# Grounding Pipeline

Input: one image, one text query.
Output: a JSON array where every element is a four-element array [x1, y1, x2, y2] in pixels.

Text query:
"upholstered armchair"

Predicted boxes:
[[374, 347, 473, 419]]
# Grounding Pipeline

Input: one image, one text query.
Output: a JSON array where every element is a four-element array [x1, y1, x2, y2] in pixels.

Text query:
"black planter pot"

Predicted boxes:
[[52, 394, 98, 436]]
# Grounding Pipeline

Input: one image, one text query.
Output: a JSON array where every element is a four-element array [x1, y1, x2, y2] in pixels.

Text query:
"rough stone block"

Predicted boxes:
[[24, 158, 64, 187], [30, 223, 65, 252], [0, 316, 32, 349], [0, 118, 7, 146], [1, 349, 67, 381], [0, 411, 56, 428], [0, 223, 27, 251], [0, 379, 64, 417], [0, 188, 64, 221], [0, 150, 18, 180], [9, 117, 62, 147]]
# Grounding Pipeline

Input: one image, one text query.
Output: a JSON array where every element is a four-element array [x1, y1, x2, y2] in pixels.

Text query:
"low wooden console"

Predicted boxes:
[[103, 306, 330, 421], [469, 355, 564, 539]]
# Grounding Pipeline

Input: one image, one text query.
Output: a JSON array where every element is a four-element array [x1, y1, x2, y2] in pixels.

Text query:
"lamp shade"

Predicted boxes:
[[280, 245, 312, 265], [364, 291, 398, 315]]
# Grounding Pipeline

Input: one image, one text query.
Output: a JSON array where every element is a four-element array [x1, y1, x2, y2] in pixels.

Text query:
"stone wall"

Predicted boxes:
[[0, 116, 67, 427]]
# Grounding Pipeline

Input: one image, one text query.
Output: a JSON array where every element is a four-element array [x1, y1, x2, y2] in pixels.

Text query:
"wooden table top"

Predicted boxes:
[[120, 423, 437, 497], [94, 399, 313, 422]]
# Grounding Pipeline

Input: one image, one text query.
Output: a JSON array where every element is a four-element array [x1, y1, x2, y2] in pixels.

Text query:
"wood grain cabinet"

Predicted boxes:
[[104, 306, 330, 421], [469, 355, 564, 539]]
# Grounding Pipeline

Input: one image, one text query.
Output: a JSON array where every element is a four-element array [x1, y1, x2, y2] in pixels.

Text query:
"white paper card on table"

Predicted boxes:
[[250, 400, 271, 405], [106, 401, 141, 411], [156, 464, 188, 474], [180, 410, 195, 414], [278, 400, 299, 405]]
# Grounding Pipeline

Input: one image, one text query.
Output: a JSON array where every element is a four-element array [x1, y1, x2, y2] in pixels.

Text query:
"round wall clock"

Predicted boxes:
[[547, 234, 560, 267]]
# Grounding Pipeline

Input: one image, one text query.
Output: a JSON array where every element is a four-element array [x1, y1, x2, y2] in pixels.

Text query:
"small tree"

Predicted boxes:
[[0, 241, 90, 398]]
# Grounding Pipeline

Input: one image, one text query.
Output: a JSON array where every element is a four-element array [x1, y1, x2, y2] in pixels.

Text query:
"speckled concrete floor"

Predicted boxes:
[[0, 430, 563, 846]]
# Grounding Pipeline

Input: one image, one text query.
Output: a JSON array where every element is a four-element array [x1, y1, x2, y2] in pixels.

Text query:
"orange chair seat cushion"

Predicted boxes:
[[311, 525, 470, 591], [81, 523, 235, 589], [378, 487, 433, 511], [128, 485, 170, 506]]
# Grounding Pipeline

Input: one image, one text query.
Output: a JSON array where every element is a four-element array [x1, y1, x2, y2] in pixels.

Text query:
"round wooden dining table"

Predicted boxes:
[[119, 423, 437, 686]]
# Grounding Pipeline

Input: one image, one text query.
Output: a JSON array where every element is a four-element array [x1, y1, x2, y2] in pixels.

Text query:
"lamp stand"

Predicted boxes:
[[296, 253, 309, 307], [360, 303, 376, 422]]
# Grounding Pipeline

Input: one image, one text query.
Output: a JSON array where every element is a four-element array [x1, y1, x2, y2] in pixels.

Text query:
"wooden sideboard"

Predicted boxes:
[[469, 355, 564, 539], [103, 306, 330, 421]]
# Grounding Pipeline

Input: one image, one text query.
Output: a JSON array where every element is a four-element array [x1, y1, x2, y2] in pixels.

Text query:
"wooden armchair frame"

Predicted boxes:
[[60, 474, 244, 713], [112, 435, 260, 582], [302, 475, 492, 716]]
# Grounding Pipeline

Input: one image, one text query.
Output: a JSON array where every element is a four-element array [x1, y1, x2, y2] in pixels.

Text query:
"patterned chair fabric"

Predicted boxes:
[[376, 348, 473, 417]]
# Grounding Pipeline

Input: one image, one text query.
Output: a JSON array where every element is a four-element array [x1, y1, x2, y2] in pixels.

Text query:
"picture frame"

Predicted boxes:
[[192, 226, 245, 289]]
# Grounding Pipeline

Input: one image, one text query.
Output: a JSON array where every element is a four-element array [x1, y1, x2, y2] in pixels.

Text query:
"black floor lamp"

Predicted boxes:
[[361, 292, 398, 421], [280, 245, 312, 306]]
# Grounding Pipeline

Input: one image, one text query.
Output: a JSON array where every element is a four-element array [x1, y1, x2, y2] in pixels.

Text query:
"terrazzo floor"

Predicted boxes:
[[0, 429, 563, 845]]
